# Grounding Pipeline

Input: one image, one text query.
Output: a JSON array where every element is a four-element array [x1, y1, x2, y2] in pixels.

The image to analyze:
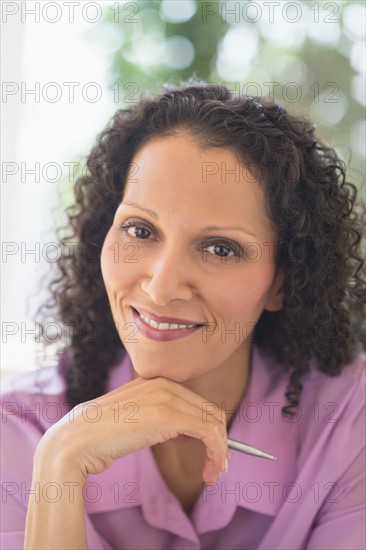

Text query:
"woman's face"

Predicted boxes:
[[101, 133, 284, 382]]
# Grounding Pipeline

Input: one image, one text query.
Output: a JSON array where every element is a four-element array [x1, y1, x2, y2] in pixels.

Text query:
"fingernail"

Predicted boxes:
[[207, 479, 218, 486], [224, 458, 229, 473]]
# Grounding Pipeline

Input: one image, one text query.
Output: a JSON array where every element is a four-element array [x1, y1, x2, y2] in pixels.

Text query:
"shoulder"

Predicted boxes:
[[257, 347, 366, 413], [252, 347, 365, 467], [1, 354, 73, 482], [1, 349, 73, 397], [301, 351, 365, 417], [296, 351, 365, 473], [1, 365, 66, 398], [1, 354, 71, 435]]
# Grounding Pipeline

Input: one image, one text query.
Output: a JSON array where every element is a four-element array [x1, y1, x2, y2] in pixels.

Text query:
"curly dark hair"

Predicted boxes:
[[36, 81, 365, 417]]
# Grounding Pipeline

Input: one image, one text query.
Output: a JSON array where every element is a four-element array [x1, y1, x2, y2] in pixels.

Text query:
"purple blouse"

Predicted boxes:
[[1, 346, 365, 549]]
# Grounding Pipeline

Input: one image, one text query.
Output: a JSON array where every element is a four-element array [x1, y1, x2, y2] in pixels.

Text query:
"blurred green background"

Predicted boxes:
[[83, 0, 365, 190]]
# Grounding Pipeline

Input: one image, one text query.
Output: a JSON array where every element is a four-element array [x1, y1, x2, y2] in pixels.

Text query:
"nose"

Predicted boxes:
[[140, 242, 195, 305]]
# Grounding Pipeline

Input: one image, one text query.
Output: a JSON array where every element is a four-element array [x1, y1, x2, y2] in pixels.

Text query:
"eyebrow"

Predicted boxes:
[[201, 225, 257, 238], [119, 200, 258, 238], [120, 200, 158, 219]]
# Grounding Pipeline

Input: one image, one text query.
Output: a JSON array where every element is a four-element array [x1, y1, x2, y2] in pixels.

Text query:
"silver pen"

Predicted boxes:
[[227, 438, 276, 461]]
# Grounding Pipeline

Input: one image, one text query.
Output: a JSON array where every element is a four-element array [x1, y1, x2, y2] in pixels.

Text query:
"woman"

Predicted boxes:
[[1, 82, 365, 549]]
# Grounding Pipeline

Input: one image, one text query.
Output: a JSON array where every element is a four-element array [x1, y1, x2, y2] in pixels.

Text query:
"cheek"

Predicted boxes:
[[218, 265, 275, 318], [100, 228, 116, 287], [100, 228, 138, 290]]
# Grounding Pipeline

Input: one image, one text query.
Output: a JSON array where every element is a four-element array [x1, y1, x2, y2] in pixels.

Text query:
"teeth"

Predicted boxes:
[[139, 312, 198, 330]]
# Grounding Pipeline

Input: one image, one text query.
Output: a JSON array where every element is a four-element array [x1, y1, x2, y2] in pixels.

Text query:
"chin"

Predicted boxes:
[[135, 366, 187, 382], [129, 357, 193, 383]]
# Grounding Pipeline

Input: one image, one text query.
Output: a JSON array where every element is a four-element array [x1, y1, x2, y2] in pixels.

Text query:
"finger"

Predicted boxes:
[[168, 411, 228, 483], [102, 376, 227, 429]]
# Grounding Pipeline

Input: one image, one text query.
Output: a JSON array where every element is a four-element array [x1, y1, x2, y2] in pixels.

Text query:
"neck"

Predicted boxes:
[[181, 343, 252, 427]]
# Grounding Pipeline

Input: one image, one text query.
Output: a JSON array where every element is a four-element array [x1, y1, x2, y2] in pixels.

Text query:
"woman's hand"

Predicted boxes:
[[35, 376, 228, 484]]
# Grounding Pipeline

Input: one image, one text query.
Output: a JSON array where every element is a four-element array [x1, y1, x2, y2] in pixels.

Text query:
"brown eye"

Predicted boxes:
[[207, 244, 234, 257], [203, 241, 243, 260], [119, 223, 152, 240]]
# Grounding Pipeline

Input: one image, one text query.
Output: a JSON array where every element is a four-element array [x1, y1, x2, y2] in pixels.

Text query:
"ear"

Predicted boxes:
[[264, 268, 285, 312]]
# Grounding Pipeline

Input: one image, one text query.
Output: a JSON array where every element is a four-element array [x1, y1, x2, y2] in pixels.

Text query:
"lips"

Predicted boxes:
[[131, 306, 205, 327], [130, 307, 204, 342]]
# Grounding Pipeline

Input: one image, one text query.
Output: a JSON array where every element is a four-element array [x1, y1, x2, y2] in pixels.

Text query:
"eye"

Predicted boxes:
[[118, 221, 244, 262], [203, 241, 243, 261], [119, 222, 152, 240]]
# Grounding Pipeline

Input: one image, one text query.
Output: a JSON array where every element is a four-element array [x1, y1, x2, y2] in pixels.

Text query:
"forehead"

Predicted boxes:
[[122, 134, 275, 239]]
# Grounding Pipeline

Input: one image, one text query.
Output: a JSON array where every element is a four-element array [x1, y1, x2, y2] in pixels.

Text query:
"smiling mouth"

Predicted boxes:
[[131, 307, 203, 331]]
